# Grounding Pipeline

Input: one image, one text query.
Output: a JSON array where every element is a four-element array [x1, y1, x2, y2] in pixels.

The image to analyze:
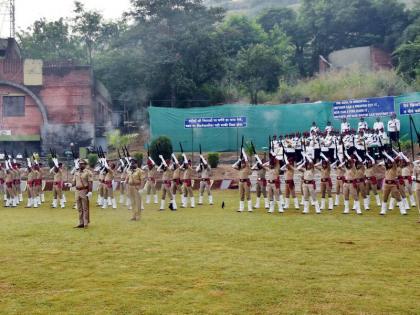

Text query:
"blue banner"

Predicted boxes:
[[399, 101, 420, 116], [333, 96, 395, 119], [184, 116, 247, 129]]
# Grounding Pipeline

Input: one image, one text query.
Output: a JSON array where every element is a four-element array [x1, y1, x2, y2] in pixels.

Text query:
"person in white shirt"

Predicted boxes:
[[373, 117, 384, 131], [387, 113, 400, 142], [325, 121, 333, 134], [310, 122, 319, 134], [340, 118, 350, 134], [357, 117, 368, 133]]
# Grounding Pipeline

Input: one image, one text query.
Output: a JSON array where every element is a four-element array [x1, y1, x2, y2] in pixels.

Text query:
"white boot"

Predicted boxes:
[[335, 194, 340, 206], [410, 194, 416, 207], [26, 198, 33, 208], [171, 200, 177, 210], [352, 201, 356, 210], [268, 201, 274, 213], [3, 194, 7, 201], [328, 198, 334, 210], [355, 200, 362, 215], [160, 200, 165, 210], [315, 201, 321, 214], [198, 195, 203, 205], [364, 198, 370, 211], [19, 193, 23, 202], [389, 197, 395, 210], [284, 198, 290, 209], [52, 199, 57, 208], [380, 202, 387, 215], [280, 195, 285, 206], [278, 200, 284, 213], [238, 201, 244, 212], [190, 197, 195, 208], [310, 197, 315, 206], [403, 198, 409, 210], [375, 194, 381, 206], [12, 198, 17, 207], [62, 194, 66, 203], [125, 198, 130, 207], [254, 197, 260, 209], [60, 199, 65, 208], [208, 195, 213, 205], [108, 197, 112, 206], [264, 198, 269, 209], [320, 198, 326, 210], [146, 195, 151, 204], [303, 201, 309, 214], [181, 196, 187, 208], [112, 198, 117, 209], [153, 194, 158, 204], [33, 198, 38, 208], [5, 198, 10, 207], [343, 200, 350, 214], [247, 200, 253, 212], [300, 195, 304, 205], [398, 201, 407, 215], [102, 200, 108, 209], [41, 193, 45, 203], [294, 198, 300, 209], [119, 195, 124, 204], [97, 196, 103, 206]]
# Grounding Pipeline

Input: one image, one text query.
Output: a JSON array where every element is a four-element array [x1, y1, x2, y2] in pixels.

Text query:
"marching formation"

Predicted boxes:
[[1, 114, 419, 226], [231, 115, 420, 217]]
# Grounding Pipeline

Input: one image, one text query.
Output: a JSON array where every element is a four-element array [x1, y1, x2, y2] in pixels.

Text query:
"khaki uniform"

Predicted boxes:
[[27, 169, 36, 199], [343, 165, 357, 201], [145, 166, 157, 196], [266, 165, 280, 202], [238, 165, 251, 201], [98, 172, 106, 201], [414, 164, 420, 212], [161, 168, 173, 201], [171, 167, 182, 196], [5, 170, 14, 201], [319, 164, 332, 198], [73, 169, 93, 226], [127, 167, 143, 220], [284, 165, 295, 198], [355, 165, 366, 199], [336, 166, 345, 195], [104, 169, 114, 199], [302, 168, 316, 202], [198, 165, 212, 198], [255, 167, 267, 198], [0, 168, 4, 196], [53, 169, 63, 200], [182, 165, 194, 198], [382, 164, 402, 203]]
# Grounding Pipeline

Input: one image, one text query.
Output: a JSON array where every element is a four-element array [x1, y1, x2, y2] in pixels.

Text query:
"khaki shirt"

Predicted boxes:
[[320, 165, 331, 179], [173, 167, 181, 180], [128, 168, 143, 186], [239, 165, 251, 180], [256, 168, 266, 180], [355, 166, 365, 179], [385, 164, 398, 181], [266, 166, 279, 181], [303, 168, 315, 181], [183, 166, 193, 180], [53, 169, 63, 182], [147, 167, 157, 179], [285, 165, 294, 180], [199, 166, 211, 179], [345, 166, 356, 181], [414, 165, 420, 191], [73, 169, 93, 189], [105, 169, 114, 182]]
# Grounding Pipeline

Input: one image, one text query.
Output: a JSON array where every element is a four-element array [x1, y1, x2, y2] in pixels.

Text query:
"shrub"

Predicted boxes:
[[133, 152, 143, 166], [150, 136, 173, 162], [87, 153, 99, 168], [207, 153, 220, 168]]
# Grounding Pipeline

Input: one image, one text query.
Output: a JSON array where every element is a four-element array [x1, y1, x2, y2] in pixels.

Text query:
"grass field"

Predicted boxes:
[[0, 191, 419, 315]]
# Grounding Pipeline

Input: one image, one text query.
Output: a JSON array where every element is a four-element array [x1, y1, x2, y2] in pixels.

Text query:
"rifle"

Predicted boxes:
[[199, 144, 207, 166], [180, 142, 188, 165], [251, 141, 262, 166], [240, 136, 248, 162], [147, 144, 156, 166]]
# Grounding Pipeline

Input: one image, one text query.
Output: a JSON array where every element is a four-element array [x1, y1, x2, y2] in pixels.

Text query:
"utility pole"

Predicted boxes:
[[9, 0, 15, 38]]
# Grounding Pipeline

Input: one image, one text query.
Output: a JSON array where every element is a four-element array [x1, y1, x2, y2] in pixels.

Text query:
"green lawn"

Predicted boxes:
[[0, 191, 419, 315]]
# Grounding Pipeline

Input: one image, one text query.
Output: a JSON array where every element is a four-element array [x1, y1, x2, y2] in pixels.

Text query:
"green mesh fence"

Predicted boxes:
[[148, 92, 420, 152]]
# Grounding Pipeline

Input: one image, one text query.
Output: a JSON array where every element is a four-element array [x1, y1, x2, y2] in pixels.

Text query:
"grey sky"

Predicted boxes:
[[0, 0, 131, 37]]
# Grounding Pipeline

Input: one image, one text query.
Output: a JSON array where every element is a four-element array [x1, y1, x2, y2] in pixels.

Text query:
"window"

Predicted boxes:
[[3, 96, 25, 117]]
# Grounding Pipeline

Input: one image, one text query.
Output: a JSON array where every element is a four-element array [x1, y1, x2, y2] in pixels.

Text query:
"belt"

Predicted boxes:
[[76, 186, 89, 191], [337, 176, 345, 180], [239, 179, 250, 182], [344, 180, 354, 184], [201, 178, 210, 181], [416, 180, 420, 184], [303, 180, 315, 185], [385, 180, 397, 185], [268, 180, 279, 184], [321, 178, 331, 182]]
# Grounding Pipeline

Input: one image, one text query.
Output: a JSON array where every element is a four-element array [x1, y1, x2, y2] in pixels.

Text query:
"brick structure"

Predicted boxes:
[[319, 46, 393, 73], [0, 38, 112, 153]]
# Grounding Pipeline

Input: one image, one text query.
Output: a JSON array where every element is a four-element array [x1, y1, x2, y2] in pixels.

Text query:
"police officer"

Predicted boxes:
[[72, 159, 93, 228]]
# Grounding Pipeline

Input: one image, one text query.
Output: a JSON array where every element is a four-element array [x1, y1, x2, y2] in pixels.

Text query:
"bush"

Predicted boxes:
[[87, 153, 99, 168], [150, 136, 173, 162], [133, 152, 143, 166], [207, 153, 220, 168], [46, 154, 54, 168]]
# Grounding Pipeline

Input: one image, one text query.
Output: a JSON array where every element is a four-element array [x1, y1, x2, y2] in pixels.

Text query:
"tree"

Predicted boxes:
[[17, 18, 85, 62], [235, 43, 283, 104], [394, 39, 420, 81]]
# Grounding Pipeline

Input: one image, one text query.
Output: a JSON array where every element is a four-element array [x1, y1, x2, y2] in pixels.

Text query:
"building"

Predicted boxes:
[[0, 38, 113, 153], [319, 46, 393, 73]]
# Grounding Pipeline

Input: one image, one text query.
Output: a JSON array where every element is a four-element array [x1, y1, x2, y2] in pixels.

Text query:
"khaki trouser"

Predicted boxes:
[[76, 189, 89, 226], [239, 181, 251, 201], [145, 179, 156, 195], [103, 183, 113, 199], [267, 182, 279, 201], [161, 182, 172, 200], [320, 180, 332, 198], [356, 182, 366, 199], [404, 179, 413, 195], [128, 185, 141, 219], [285, 181, 296, 198], [382, 184, 402, 202], [53, 185, 62, 200], [336, 179, 344, 195], [366, 179, 378, 195], [99, 183, 105, 198], [171, 180, 182, 196], [6, 182, 14, 199], [256, 181, 267, 198], [344, 183, 358, 201], [398, 184, 406, 199], [416, 189, 420, 211], [183, 181, 193, 198], [199, 179, 212, 196], [303, 183, 316, 201]]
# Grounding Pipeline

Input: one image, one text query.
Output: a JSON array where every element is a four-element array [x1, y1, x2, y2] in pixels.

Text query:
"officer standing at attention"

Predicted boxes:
[[73, 159, 93, 228], [387, 113, 401, 142], [127, 159, 144, 221]]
